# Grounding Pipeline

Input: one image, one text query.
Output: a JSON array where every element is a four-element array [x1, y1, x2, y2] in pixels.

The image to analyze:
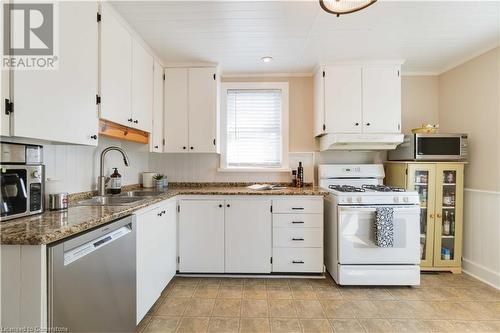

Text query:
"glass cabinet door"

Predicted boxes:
[[434, 164, 464, 267], [407, 164, 436, 267]]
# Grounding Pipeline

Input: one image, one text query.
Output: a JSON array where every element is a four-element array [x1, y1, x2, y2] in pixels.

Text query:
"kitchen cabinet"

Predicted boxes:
[[131, 40, 153, 132], [178, 198, 272, 273], [150, 60, 164, 152], [100, 3, 132, 129], [272, 197, 324, 273], [100, 4, 153, 133], [178, 199, 225, 273], [385, 162, 464, 273], [1, 67, 9, 136], [135, 198, 176, 323], [164, 67, 219, 153], [9, 2, 98, 145], [314, 63, 401, 137], [225, 199, 272, 273]]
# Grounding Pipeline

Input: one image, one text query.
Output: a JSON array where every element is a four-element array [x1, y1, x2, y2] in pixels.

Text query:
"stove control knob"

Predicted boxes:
[[32, 170, 40, 179], [403, 197, 409, 203], [356, 197, 362, 203], [393, 197, 400, 203]]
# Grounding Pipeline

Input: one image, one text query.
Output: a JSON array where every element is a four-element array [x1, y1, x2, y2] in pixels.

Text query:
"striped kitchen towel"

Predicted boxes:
[[375, 207, 394, 247]]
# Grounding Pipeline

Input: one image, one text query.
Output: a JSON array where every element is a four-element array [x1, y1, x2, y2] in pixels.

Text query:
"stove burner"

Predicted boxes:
[[329, 185, 365, 192], [361, 185, 406, 192]]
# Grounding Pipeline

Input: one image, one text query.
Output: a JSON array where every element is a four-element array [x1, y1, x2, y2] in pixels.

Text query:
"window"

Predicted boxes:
[[220, 82, 289, 171]]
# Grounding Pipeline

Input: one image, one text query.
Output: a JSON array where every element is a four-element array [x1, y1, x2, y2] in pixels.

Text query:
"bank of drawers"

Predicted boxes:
[[272, 198, 324, 273]]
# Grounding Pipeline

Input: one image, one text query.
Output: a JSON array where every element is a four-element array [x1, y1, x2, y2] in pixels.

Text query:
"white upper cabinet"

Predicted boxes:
[[188, 67, 218, 153], [10, 2, 98, 145], [164, 68, 189, 152], [164, 66, 219, 153], [362, 65, 401, 133], [100, 4, 132, 128], [324, 65, 363, 134], [150, 60, 164, 152], [314, 62, 402, 137], [131, 40, 153, 132]]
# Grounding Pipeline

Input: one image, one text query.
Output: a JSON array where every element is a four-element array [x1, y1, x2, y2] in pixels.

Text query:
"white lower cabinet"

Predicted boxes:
[[135, 198, 176, 324], [178, 198, 272, 273], [178, 200, 225, 273], [272, 197, 324, 273]]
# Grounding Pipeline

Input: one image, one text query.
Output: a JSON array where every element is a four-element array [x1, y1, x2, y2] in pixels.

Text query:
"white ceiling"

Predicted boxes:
[[112, 0, 500, 75]]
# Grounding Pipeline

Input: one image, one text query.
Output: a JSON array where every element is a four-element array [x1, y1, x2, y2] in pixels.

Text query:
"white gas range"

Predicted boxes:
[[319, 164, 421, 286]]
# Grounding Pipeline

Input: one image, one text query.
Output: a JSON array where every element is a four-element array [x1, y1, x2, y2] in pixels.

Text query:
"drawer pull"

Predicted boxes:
[[292, 238, 304, 241], [292, 221, 304, 224], [292, 260, 304, 264], [291, 207, 304, 210]]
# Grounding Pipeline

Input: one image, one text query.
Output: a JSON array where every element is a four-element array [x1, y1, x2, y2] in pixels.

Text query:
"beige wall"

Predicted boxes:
[[222, 76, 315, 152], [401, 75, 440, 134], [439, 47, 500, 191]]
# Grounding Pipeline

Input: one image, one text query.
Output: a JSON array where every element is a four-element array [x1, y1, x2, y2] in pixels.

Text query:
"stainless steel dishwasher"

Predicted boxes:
[[48, 215, 136, 332]]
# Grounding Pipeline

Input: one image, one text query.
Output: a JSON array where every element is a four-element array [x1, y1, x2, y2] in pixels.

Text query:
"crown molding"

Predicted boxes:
[[222, 72, 314, 78]]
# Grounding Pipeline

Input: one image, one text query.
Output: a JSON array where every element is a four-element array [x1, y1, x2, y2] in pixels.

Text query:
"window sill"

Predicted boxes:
[[217, 167, 292, 173]]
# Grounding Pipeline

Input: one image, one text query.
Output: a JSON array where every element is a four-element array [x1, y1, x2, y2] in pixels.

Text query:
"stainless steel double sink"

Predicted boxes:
[[74, 191, 165, 206]]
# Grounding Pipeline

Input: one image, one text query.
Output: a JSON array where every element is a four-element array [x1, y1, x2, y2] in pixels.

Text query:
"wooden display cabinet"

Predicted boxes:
[[385, 162, 465, 273]]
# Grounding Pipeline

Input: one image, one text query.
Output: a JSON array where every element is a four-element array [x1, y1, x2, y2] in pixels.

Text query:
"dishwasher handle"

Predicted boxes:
[[63, 223, 132, 266]]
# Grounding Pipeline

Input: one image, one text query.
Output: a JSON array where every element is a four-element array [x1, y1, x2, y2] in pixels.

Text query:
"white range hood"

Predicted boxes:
[[319, 133, 404, 151]]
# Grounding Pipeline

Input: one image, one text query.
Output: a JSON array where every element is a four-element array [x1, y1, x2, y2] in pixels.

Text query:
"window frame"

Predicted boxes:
[[219, 82, 290, 172]]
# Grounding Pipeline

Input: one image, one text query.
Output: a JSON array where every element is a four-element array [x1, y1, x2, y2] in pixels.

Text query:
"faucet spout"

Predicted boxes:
[[97, 146, 130, 196]]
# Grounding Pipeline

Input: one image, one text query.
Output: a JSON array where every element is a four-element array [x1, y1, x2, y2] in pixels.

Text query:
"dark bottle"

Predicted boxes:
[[108, 168, 122, 194], [297, 162, 304, 188], [291, 170, 297, 187]]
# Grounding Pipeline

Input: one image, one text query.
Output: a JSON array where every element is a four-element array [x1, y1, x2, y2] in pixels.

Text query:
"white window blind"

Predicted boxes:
[[226, 89, 283, 168]]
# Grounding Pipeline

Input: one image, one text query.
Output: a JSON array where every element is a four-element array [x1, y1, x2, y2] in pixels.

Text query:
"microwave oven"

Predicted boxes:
[[388, 133, 468, 161]]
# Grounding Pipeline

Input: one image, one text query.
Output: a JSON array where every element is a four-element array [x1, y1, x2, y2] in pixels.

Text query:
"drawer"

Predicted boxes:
[[272, 198, 323, 214], [272, 248, 323, 273], [273, 214, 323, 228], [273, 228, 323, 248]]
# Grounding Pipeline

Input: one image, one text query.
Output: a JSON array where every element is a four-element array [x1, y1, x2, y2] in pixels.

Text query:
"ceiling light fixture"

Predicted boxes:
[[319, 0, 377, 17], [261, 56, 273, 63]]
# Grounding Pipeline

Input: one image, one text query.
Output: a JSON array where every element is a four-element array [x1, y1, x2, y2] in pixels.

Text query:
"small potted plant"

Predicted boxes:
[[152, 174, 164, 190]]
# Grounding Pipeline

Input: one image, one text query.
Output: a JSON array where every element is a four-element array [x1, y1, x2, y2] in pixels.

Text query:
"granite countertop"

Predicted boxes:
[[0, 185, 327, 245]]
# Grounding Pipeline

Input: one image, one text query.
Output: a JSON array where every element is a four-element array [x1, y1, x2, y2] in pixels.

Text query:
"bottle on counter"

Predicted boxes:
[[297, 162, 304, 188], [108, 168, 122, 194], [291, 170, 297, 187]]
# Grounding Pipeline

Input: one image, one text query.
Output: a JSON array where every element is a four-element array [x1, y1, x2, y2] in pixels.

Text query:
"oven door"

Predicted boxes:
[[415, 135, 463, 160], [338, 206, 420, 264], [1, 168, 28, 219]]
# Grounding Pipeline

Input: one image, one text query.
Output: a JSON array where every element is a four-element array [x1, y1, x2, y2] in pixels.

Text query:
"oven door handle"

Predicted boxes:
[[339, 206, 419, 212]]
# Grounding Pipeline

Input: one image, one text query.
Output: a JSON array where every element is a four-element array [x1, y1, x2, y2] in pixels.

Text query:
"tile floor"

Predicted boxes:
[[136, 273, 500, 333]]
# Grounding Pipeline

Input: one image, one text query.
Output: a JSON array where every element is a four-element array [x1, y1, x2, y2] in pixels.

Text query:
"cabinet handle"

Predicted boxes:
[[366, 123, 371, 126], [292, 260, 304, 264], [292, 238, 304, 241], [157, 212, 162, 217], [227, 204, 230, 208], [90, 135, 97, 140], [190, 146, 194, 150], [429, 213, 434, 219], [154, 145, 159, 149], [355, 122, 359, 126], [436, 213, 442, 219], [218, 204, 223, 208], [292, 221, 304, 224], [291, 207, 304, 210], [128, 118, 133, 122], [183, 146, 187, 150], [134, 120, 138, 124]]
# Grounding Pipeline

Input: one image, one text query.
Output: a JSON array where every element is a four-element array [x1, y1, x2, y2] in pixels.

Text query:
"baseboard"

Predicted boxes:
[[462, 258, 500, 290]]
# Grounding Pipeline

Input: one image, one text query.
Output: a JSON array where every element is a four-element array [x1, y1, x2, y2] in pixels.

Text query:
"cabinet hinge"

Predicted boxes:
[[270, 257, 273, 264], [177, 205, 180, 213], [177, 256, 180, 263], [398, 123, 400, 131], [405, 168, 408, 175], [213, 138, 216, 146], [322, 70, 325, 77], [162, 138, 166, 146], [97, 12, 101, 22], [270, 205, 273, 213], [322, 124, 326, 131], [213, 73, 216, 80], [163, 74, 166, 81], [4, 99, 13, 115], [397, 70, 400, 77], [96, 95, 101, 105]]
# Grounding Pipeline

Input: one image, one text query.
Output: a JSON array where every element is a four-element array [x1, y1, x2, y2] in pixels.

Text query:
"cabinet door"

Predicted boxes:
[[188, 67, 217, 153], [12, 2, 98, 145], [225, 200, 272, 273], [178, 200, 225, 273], [136, 206, 162, 323], [362, 65, 401, 133], [164, 68, 189, 152], [407, 164, 436, 268], [131, 40, 153, 132], [313, 68, 325, 136], [162, 199, 177, 285], [433, 164, 464, 268], [324, 65, 362, 133], [150, 60, 164, 152], [100, 4, 132, 127]]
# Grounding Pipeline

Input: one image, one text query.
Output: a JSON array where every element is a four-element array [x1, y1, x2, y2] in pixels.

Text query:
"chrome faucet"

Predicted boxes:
[[97, 146, 130, 196]]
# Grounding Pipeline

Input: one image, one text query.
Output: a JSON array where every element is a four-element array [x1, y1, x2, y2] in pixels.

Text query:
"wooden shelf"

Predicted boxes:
[[99, 119, 149, 144]]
